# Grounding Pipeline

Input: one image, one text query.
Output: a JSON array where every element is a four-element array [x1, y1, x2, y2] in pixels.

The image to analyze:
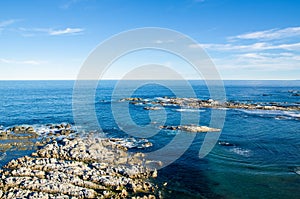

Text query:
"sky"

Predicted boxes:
[[0, 0, 300, 80]]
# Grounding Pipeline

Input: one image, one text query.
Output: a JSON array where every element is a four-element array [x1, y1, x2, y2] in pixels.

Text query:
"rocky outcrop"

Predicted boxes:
[[0, 136, 159, 198], [120, 97, 300, 111], [159, 125, 220, 133], [0, 126, 38, 140], [0, 124, 76, 157]]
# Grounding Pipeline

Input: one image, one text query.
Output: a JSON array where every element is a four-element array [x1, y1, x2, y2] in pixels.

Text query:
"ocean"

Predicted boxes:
[[0, 80, 300, 198]]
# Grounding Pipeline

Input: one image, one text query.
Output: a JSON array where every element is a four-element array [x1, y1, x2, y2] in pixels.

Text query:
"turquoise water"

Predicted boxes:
[[0, 80, 300, 198]]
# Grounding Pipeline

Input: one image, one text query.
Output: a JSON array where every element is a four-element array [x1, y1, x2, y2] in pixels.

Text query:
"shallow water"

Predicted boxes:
[[0, 80, 300, 198]]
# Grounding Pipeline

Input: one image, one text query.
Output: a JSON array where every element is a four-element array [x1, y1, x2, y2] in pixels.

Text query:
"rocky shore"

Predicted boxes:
[[121, 97, 300, 111], [0, 126, 160, 199]]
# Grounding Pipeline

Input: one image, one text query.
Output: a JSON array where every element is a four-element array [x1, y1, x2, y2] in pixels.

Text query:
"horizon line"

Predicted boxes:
[[0, 79, 299, 81]]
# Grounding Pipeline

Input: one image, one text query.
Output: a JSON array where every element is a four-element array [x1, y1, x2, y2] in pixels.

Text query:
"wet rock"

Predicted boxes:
[[26, 126, 35, 132], [160, 125, 220, 132], [218, 141, 234, 147]]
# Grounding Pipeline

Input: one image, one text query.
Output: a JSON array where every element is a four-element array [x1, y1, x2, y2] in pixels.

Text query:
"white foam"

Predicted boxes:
[[0, 152, 6, 160], [173, 108, 205, 112], [155, 97, 171, 102], [110, 137, 151, 149], [239, 109, 283, 115], [239, 109, 300, 120], [230, 147, 252, 157], [283, 111, 300, 118]]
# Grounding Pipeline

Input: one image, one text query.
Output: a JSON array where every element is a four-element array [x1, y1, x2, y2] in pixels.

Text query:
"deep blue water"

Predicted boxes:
[[0, 80, 300, 198]]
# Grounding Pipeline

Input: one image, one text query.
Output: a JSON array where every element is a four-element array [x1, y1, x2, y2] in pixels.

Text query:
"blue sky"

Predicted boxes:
[[0, 0, 300, 80]]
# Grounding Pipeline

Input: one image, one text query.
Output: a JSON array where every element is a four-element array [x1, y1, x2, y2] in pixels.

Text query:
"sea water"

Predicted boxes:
[[0, 80, 299, 198]]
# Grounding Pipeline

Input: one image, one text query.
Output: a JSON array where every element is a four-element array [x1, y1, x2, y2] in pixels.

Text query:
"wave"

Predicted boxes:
[[173, 108, 205, 113], [294, 168, 300, 175], [283, 111, 300, 118], [238, 109, 300, 120], [238, 109, 283, 115]]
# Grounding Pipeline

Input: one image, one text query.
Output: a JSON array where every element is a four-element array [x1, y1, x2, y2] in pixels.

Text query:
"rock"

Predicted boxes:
[[142, 142, 153, 148], [143, 107, 161, 110], [121, 189, 128, 197], [26, 126, 35, 132], [151, 169, 158, 178], [13, 126, 22, 133], [121, 96, 300, 111], [218, 141, 234, 147], [160, 125, 220, 133], [0, 136, 160, 198]]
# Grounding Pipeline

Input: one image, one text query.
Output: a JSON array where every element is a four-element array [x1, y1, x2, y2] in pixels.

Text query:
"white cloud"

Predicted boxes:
[[229, 26, 300, 41], [237, 53, 266, 59], [49, 28, 84, 35], [195, 42, 300, 51], [0, 58, 43, 65]]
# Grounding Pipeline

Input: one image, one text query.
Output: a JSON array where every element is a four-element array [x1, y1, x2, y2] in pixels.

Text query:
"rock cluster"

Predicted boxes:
[[0, 124, 76, 155], [121, 97, 300, 111], [159, 125, 220, 133], [0, 136, 159, 198], [0, 126, 38, 140]]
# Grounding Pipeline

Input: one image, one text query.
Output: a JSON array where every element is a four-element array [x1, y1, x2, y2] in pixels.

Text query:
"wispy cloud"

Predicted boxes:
[[0, 58, 43, 65], [192, 42, 300, 51], [191, 26, 300, 77], [213, 52, 300, 71], [49, 28, 84, 35], [229, 26, 300, 41], [60, 0, 85, 9], [0, 19, 20, 33], [0, 19, 17, 27], [18, 27, 84, 36]]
